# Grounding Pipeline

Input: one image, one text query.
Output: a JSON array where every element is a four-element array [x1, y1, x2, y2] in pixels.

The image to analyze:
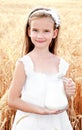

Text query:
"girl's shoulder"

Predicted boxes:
[[59, 57, 69, 66], [54, 55, 69, 64], [54, 55, 69, 76], [17, 54, 33, 64], [16, 54, 33, 75], [19, 54, 30, 60]]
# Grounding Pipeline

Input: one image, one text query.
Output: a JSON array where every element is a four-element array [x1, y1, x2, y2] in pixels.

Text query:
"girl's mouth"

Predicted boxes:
[[36, 40, 45, 43]]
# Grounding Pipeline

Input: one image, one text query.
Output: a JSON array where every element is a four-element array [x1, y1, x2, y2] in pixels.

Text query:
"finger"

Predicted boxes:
[[55, 109, 66, 114], [68, 79, 76, 87], [65, 78, 73, 85]]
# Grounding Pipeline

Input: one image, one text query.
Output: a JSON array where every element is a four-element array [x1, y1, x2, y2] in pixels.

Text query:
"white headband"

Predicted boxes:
[[29, 8, 60, 28], [48, 9, 60, 28]]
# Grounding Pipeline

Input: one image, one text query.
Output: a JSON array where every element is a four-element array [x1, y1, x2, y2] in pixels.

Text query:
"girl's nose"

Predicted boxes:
[[37, 32, 44, 38]]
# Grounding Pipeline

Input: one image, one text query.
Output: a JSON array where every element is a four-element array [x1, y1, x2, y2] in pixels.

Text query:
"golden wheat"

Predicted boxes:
[[0, 0, 82, 129]]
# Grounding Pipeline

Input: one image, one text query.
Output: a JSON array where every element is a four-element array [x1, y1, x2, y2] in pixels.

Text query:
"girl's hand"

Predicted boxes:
[[63, 78, 76, 98], [42, 107, 67, 115]]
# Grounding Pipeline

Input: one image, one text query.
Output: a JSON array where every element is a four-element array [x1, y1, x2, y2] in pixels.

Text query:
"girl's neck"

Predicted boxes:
[[31, 47, 52, 59]]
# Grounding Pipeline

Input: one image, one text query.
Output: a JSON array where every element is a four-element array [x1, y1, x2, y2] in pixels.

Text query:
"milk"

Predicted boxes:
[[45, 78, 68, 110]]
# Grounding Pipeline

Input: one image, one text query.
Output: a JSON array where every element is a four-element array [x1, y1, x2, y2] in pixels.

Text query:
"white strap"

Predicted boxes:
[[59, 58, 69, 76], [16, 55, 33, 76]]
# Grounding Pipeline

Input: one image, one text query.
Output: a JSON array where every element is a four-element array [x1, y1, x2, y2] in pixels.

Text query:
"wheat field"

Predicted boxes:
[[0, 0, 82, 130]]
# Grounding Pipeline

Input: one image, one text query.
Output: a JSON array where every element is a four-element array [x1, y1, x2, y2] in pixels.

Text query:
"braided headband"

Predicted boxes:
[[28, 8, 60, 28]]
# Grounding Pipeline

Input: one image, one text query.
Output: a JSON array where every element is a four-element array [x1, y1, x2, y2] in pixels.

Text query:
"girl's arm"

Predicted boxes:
[[8, 62, 46, 114]]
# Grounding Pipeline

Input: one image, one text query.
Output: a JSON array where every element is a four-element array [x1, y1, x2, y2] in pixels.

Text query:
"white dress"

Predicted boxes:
[[12, 55, 73, 130]]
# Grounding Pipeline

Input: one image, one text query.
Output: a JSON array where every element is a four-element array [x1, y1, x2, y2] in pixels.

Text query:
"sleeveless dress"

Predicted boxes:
[[12, 55, 73, 130]]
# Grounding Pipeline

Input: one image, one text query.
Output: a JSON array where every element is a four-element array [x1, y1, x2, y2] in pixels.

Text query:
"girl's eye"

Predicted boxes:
[[44, 30, 50, 32], [32, 29, 38, 32]]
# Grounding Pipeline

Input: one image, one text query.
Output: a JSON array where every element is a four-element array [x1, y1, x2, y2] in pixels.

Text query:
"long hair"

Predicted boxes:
[[22, 7, 60, 55]]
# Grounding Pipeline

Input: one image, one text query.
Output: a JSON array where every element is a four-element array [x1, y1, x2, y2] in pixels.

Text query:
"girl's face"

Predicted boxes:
[[28, 17, 58, 49]]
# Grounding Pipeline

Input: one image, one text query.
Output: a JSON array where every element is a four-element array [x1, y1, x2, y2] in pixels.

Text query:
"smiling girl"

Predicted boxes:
[[8, 7, 76, 130]]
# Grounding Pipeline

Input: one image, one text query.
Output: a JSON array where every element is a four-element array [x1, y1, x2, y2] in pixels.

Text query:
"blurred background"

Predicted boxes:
[[0, 0, 82, 130]]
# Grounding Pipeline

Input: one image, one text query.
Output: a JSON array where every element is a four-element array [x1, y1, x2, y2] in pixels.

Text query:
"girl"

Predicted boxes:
[[8, 7, 76, 130]]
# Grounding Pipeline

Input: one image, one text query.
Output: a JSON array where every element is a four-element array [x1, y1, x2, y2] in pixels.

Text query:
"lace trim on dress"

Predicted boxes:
[[16, 55, 69, 77]]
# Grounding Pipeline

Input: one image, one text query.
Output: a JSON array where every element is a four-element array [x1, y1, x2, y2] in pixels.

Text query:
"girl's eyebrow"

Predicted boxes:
[[31, 27, 38, 29]]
